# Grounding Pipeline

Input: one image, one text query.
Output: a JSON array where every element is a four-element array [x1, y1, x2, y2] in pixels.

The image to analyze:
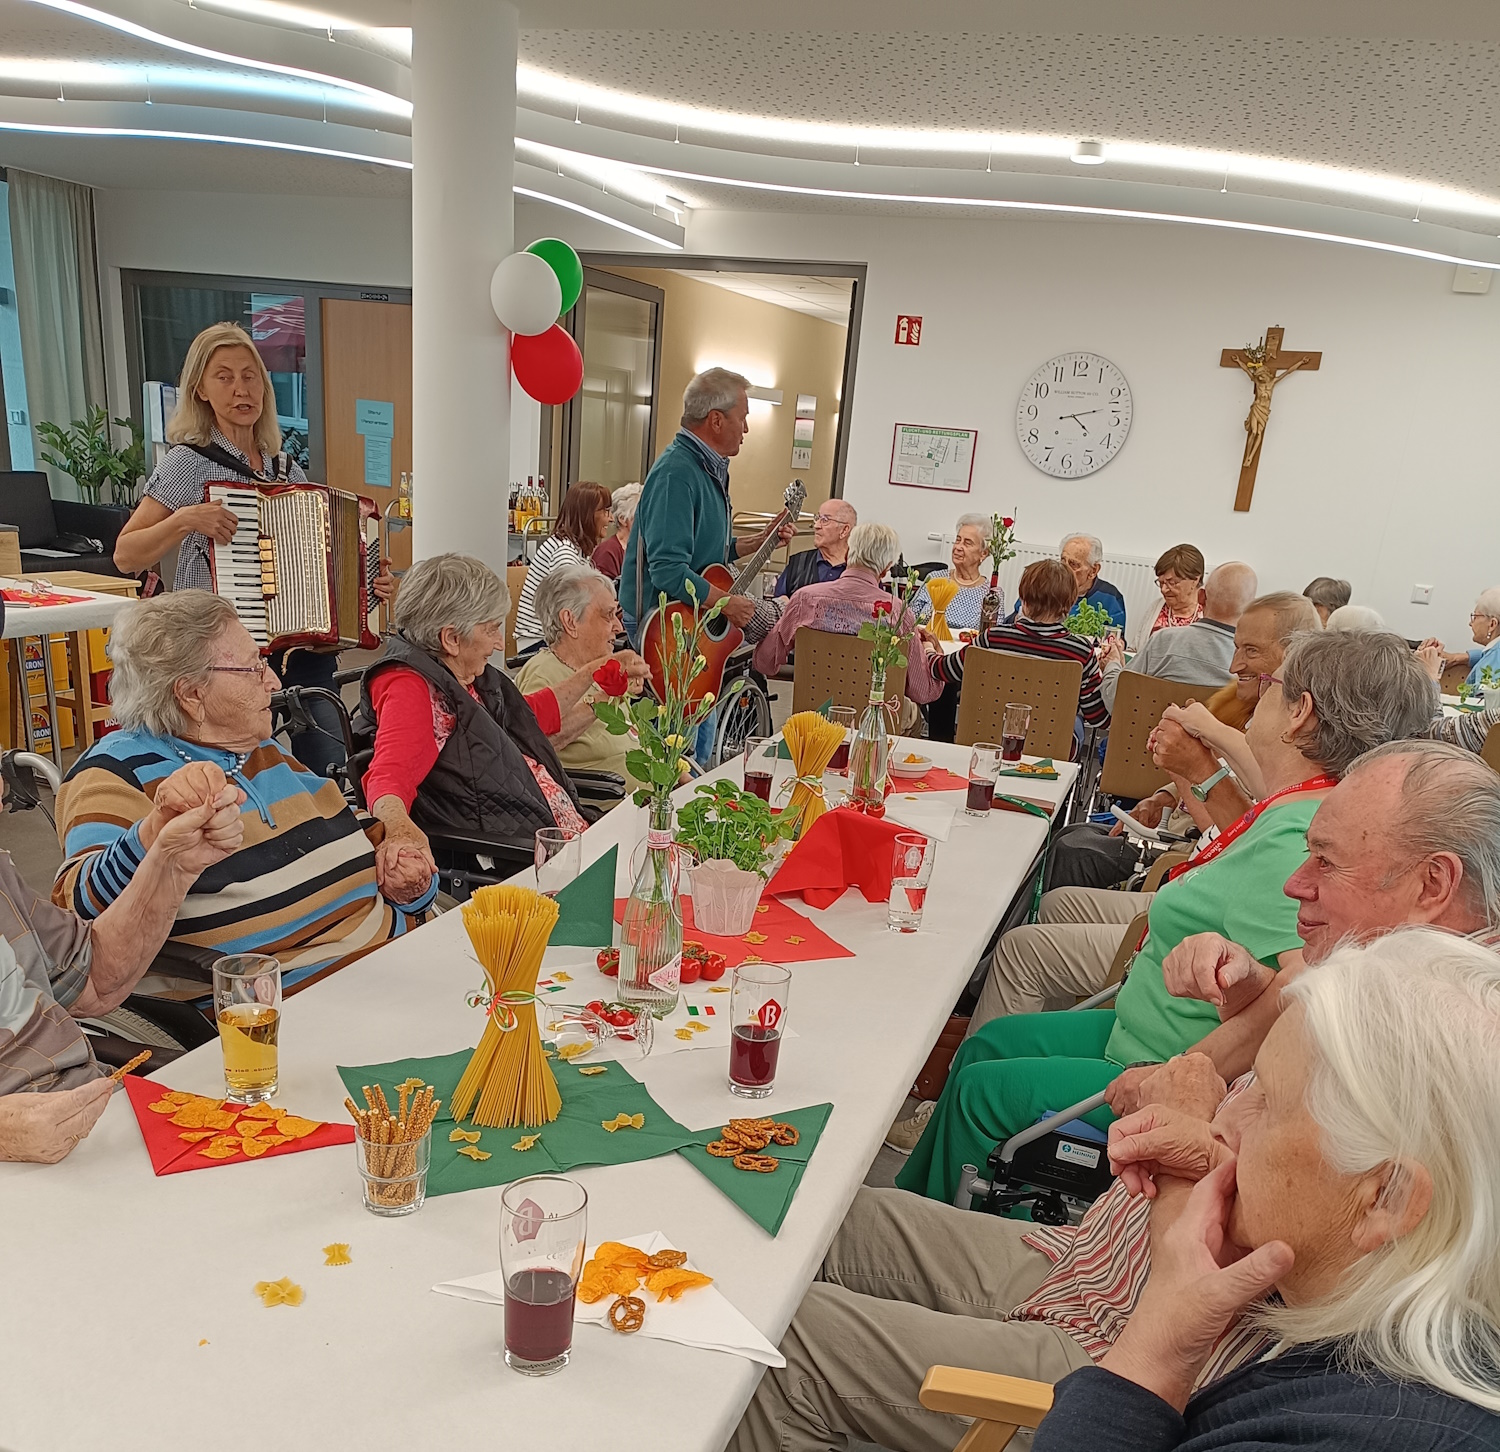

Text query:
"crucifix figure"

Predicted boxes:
[[1220, 325, 1321, 511]]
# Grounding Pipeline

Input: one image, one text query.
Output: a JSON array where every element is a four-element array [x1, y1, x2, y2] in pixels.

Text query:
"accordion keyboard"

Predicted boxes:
[[210, 485, 275, 648]]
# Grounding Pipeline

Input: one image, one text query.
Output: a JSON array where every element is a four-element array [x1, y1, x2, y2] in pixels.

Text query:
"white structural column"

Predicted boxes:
[[410, 0, 516, 572]]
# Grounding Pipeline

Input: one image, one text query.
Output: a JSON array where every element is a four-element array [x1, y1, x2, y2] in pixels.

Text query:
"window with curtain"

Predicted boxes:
[[7, 168, 107, 499]]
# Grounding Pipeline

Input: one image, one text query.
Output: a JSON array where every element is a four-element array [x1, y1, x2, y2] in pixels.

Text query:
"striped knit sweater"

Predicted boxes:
[[931, 618, 1111, 726], [54, 729, 436, 993]]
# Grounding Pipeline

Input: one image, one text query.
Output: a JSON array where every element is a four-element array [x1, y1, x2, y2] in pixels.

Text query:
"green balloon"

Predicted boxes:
[[526, 237, 583, 314]]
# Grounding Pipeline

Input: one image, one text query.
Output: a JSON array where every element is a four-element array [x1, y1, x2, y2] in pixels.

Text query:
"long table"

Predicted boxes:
[[0, 738, 1075, 1452]]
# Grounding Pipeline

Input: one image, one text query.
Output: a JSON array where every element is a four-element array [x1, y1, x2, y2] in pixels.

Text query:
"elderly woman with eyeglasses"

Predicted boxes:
[[1421, 586, 1500, 686], [53, 591, 435, 997], [897, 630, 1437, 1205]]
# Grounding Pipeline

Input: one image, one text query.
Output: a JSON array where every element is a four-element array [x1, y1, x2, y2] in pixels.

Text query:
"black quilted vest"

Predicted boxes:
[[359, 633, 581, 842]]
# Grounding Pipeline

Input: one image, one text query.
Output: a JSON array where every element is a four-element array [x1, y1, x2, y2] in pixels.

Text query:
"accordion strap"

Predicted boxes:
[[187, 441, 291, 482]]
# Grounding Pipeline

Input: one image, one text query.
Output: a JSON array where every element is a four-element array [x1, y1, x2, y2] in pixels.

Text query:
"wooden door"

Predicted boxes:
[[321, 298, 413, 587]]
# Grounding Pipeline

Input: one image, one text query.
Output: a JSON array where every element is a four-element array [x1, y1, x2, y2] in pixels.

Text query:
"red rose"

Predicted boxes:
[[1001, 516, 1014, 528], [871, 599, 893, 618], [593, 658, 629, 697]]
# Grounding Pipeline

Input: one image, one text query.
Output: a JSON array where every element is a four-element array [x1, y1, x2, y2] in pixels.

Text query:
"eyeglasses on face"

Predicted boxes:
[[1256, 673, 1284, 698], [208, 661, 272, 677]]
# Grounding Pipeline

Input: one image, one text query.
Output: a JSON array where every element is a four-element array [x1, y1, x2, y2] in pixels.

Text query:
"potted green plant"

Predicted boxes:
[[1065, 596, 1113, 640], [36, 407, 147, 506], [674, 778, 796, 934]]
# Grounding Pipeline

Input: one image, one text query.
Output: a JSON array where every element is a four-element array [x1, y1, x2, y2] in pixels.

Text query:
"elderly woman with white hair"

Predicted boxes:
[[359, 553, 639, 862], [1042, 929, 1500, 1450], [912, 512, 992, 741], [1425, 585, 1500, 685], [591, 483, 641, 581], [516, 562, 650, 793], [1324, 603, 1386, 632], [752, 521, 944, 722], [54, 591, 434, 996]]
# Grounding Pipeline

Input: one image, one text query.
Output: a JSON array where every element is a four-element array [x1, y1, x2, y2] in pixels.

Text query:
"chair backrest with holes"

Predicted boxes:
[[791, 628, 907, 716], [505, 565, 528, 658], [1482, 721, 1500, 774], [1099, 672, 1217, 800], [954, 649, 1082, 757]]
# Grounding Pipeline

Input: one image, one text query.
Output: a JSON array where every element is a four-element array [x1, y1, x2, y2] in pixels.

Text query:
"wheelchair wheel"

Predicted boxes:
[[712, 672, 772, 766]]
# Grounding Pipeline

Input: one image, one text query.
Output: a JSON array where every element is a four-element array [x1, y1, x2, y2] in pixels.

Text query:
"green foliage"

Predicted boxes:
[[1066, 598, 1113, 639], [36, 407, 147, 506], [986, 512, 1018, 567], [672, 778, 793, 876], [594, 587, 725, 808], [1482, 667, 1498, 688]]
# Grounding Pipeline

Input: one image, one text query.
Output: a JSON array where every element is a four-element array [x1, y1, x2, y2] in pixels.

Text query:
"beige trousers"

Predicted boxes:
[[969, 887, 1155, 1032], [729, 1187, 1091, 1452]]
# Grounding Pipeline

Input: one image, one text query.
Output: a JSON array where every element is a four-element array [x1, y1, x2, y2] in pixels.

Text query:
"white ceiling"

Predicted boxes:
[[675, 271, 852, 325], [4, 0, 1500, 266]]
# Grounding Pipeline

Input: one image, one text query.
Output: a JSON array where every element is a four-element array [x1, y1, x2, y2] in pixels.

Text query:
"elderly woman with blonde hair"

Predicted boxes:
[[54, 591, 434, 996], [359, 553, 642, 862], [1040, 929, 1500, 1449]]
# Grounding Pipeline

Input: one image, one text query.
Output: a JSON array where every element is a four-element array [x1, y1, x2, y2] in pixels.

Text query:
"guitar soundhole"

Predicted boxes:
[[705, 615, 731, 642]]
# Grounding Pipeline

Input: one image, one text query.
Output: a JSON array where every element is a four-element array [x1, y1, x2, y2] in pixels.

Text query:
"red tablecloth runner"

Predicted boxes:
[[612, 894, 853, 965]]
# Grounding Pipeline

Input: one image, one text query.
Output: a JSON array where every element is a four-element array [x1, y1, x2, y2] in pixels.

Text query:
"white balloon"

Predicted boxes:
[[489, 251, 562, 336]]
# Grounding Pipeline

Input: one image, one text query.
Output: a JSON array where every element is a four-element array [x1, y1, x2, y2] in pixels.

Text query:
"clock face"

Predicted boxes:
[[1015, 352, 1132, 478]]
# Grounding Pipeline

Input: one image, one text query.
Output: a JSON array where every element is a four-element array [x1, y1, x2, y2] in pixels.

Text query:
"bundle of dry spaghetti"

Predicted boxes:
[[923, 576, 960, 641], [781, 711, 847, 839], [451, 884, 562, 1129]]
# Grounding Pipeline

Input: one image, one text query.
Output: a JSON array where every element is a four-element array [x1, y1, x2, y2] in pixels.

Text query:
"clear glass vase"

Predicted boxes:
[[978, 570, 1003, 634], [618, 794, 684, 1018], [848, 660, 893, 816]]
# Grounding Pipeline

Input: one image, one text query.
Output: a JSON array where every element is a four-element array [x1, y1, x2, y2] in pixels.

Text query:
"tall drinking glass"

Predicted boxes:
[[1001, 703, 1034, 765], [743, 736, 774, 802], [888, 832, 936, 932], [729, 962, 792, 1098], [501, 1176, 588, 1376], [535, 828, 582, 896], [965, 743, 1003, 816], [211, 954, 281, 1104], [827, 706, 855, 773]]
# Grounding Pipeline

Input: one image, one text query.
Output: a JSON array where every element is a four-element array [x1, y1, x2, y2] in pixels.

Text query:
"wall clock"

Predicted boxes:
[[1015, 352, 1132, 478]]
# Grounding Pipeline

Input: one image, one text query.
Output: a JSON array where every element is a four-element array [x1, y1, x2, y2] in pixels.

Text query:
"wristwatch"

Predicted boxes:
[[1190, 764, 1231, 801]]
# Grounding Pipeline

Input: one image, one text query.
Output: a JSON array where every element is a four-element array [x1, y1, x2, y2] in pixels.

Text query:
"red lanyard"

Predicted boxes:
[[1165, 774, 1338, 884]]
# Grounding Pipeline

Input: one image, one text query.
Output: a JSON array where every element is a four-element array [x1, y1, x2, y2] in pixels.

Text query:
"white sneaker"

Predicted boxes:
[[883, 1100, 935, 1155]]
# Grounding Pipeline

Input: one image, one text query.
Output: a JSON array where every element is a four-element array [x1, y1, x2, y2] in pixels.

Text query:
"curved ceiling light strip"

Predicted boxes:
[[516, 65, 1500, 223], [24, 0, 410, 115], [632, 160, 1500, 271], [512, 185, 682, 248]]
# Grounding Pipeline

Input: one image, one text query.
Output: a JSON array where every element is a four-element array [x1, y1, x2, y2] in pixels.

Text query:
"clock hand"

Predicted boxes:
[[1059, 413, 1091, 436]]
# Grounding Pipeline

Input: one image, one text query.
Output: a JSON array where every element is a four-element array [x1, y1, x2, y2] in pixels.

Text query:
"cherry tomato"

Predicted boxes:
[[679, 958, 701, 985], [597, 948, 620, 976], [700, 956, 727, 982], [585, 999, 607, 1016], [605, 1008, 635, 1028]]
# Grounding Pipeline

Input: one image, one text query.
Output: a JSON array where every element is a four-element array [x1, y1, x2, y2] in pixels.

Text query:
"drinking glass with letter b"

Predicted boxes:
[[729, 962, 791, 1098], [211, 953, 280, 1104], [501, 1176, 588, 1376], [888, 832, 936, 932], [965, 743, 1003, 816]]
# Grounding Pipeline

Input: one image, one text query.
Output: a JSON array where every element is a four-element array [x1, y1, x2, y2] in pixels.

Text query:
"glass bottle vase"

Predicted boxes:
[[977, 570, 1003, 634], [617, 794, 683, 1017], [847, 659, 892, 816]]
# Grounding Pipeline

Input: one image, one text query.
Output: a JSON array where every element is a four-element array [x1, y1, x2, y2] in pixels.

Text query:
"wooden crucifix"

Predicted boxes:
[[1220, 325, 1321, 511]]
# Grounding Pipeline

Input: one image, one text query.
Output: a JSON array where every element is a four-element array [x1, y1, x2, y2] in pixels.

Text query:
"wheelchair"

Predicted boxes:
[[707, 649, 774, 767]]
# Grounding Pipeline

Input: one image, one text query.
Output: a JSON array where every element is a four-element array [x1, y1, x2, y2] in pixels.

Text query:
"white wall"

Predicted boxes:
[[691, 209, 1500, 648]]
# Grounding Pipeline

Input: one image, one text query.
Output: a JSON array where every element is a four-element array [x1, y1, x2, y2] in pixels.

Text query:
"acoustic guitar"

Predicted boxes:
[[638, 478, 807, 707]]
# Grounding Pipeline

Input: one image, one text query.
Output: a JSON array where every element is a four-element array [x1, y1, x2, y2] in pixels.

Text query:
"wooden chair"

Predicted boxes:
[[919, 1365, 1053, 1451], [1098, 672, 1216, 803], [1075, 908, 1149, 1005], [505, 564, 528, 658], [954, 650, 1081, 759], [1141, 850, 1190, 892], [1441, 659, 1471, 696], [791, 627, 907, 717], [1482, 721, 1500, 774]]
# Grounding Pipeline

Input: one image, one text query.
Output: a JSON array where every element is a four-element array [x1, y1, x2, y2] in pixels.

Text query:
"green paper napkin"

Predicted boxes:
[[336, 1050, 697, 1197], [678, 1101, 833, 1236], [550, 845, 619, 947]]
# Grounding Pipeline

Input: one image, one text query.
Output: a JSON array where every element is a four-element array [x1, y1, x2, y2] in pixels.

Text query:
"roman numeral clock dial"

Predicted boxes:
[[1015, 352, 1133, 478]]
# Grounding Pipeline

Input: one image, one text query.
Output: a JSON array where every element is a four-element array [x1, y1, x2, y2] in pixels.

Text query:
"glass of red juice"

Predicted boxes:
[[743, 736, 774, 802], [1000, 702, 1033, 764], [966, 743, 1003, 817], [728, 962, 792, 1099], [500, 1176, 588, 1375], [828, 706, 855, 773]]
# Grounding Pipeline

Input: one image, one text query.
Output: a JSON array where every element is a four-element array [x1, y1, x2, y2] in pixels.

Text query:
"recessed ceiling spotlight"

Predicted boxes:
[[1072, 140, 1106, 165]]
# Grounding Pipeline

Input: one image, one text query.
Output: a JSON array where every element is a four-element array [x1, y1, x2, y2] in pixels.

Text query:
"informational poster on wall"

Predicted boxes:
[[888, 423, 977, 493]]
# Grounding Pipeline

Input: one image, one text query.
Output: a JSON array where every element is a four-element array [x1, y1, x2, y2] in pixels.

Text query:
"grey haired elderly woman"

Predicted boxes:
[[359, 553, 641, 860]]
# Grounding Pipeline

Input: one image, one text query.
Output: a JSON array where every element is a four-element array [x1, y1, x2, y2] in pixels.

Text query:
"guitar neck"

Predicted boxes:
[[729, 508, 794, 595]]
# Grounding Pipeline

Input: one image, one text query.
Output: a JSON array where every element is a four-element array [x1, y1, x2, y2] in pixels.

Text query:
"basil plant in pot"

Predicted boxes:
[[674, 778, 796, 935]]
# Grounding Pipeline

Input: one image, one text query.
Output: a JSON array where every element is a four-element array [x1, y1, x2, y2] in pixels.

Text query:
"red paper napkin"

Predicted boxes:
[[765, 806, 907, 908], [124, 1075, 353, 1175], [612, 894, 853, 965], [893, 766, 970, 793]]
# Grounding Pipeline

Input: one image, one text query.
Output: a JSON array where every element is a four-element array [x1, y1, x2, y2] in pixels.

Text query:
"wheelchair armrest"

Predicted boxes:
[[425, 829, 536, 872], [996, 1090, 1112, 1169], [568, 770, 626, 799]]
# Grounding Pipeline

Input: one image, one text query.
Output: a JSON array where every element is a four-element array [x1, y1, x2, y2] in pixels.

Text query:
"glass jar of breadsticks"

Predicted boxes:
[[346, 1080, 440, 1216]]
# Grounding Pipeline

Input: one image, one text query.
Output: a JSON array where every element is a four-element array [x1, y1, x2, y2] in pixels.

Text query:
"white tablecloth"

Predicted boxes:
[[0, 737, 1075, 1452], [0, 581, 131, 638]]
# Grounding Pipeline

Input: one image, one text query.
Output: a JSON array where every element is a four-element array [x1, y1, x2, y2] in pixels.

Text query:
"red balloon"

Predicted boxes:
[[512, 325, 583, 405]]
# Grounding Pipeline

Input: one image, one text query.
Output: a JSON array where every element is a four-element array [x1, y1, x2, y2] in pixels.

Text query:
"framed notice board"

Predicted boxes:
[[888, 423, 977, 493]]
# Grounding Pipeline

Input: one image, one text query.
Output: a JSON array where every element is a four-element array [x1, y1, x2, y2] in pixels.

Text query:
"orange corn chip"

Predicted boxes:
[[240, 1137, 274, 1158], [237, 1121, 269, 1138], [178, 1130, 217, 1142], [275, 1116, 319, 1139], [258, 1134, 289, 1146], [577, 1262, 643, 1303], [239, 1103, 284, 1120], [644, 1267, 713, 1302], [199, 1143, 240, 1159], [168, 1105, 215, 1127], [147, 1098, 180, 1115], [165, 1091, 197, 1105], [592, 1242, 651, 1270], [203, 1109, 239, 1130]]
